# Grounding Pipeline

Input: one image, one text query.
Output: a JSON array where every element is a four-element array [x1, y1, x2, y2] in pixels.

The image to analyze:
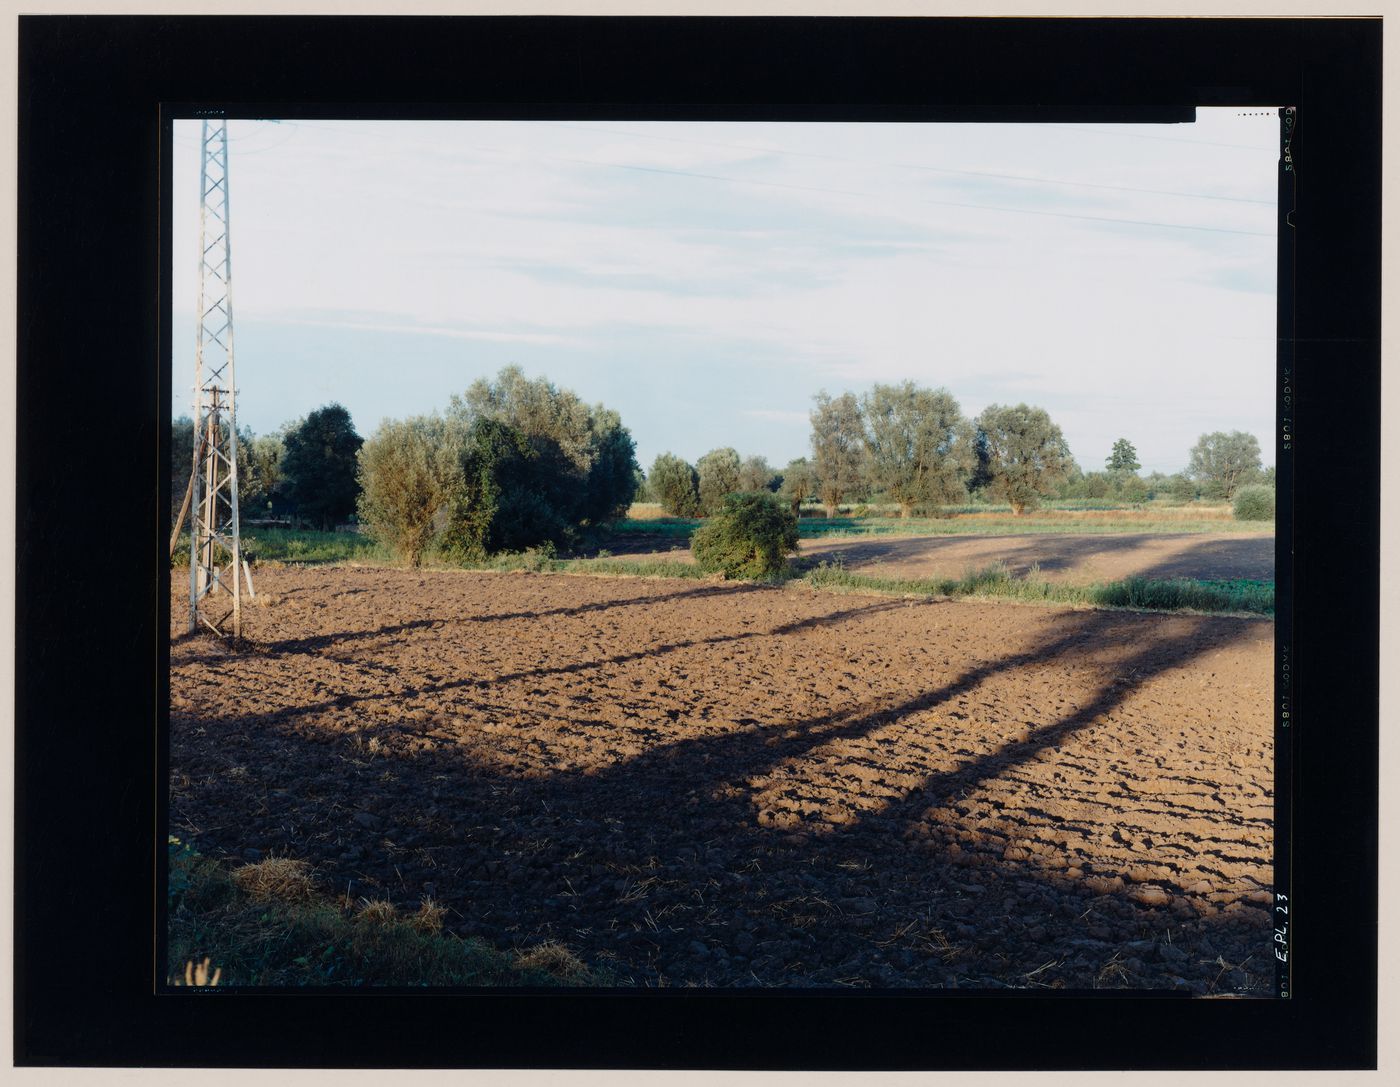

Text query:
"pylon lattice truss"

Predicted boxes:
[[188, 118, 249, 637]]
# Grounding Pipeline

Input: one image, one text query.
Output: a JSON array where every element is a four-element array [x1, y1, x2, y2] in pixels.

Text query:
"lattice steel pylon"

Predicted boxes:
[[188, 118, 249, 637]]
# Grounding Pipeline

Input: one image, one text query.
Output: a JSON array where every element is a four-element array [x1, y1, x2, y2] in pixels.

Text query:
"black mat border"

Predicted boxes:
[[14, 15, 1379, 1070]]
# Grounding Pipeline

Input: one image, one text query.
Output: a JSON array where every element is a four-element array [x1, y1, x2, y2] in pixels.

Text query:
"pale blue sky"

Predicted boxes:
[[172, 112, 1278, 475]]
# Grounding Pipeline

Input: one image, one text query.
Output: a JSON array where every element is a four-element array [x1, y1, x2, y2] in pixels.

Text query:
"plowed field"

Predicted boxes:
[[170, 566, 1275, 992], [604, 531, 1274, 583]]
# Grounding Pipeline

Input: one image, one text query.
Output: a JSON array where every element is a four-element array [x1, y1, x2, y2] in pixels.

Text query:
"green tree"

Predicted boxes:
[[440, 417, 567, 559], [578, 407, 640, 525], [810, 390, 867, 517], [649, 453, 701, 517], [1187, 431, 1262, 500], [778, 457, 817, 517], [241, 433, 285, 519], [862, 381, 973, 517], [357, 415, 463, 567], [171, 418, 271, 525], [451, 366, 639, 538], [976, 403, 1073, 515], [967, 427, 997, 498], [737, 454, 778, 493], [1106, 438, 1141, 473], [690, 491, 800, 580], [696, 447, 743, 516], [281, 404, 364, 529]]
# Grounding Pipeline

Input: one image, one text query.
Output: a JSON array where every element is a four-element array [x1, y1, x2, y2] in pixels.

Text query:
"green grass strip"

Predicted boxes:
[[802, 561, 1273, 616]]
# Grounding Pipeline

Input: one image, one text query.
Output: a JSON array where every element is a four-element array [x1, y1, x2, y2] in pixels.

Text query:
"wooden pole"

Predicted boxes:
[[170, 429, 205, 558]]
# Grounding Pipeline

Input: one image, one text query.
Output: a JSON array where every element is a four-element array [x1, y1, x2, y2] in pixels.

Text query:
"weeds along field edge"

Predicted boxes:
[[166, 837, 608, 988]]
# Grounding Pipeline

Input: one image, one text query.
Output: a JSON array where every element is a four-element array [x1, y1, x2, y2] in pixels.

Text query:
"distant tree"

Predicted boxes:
[[578, 407, 640, 525], [690, 491, 800, 580], [976, 403, 1073, 515], [967, 427, 997, 497], [862, 381, 973, 517], [1115, 473, 1149, 504], [778, 457, 818, 517], [357, 415, 463, 567], [632, 466, 649, 504], [172, 417, 278, 525], [649, 453, 701, 517], [441, 416, 569, 558], [451, 365, 639, 541], [1106, 438, 1141, 474], [696, 447, 743, 515], [810, 390, 867, 517], [1081, 471, 1111, 500], [281, 404, 364, 529], [241, 432, 285, 518], [1187, 431, 1262, 499], [737, 454, 779, 493], [1167, 472, 1199, 502], [455, 364, 594, 473]]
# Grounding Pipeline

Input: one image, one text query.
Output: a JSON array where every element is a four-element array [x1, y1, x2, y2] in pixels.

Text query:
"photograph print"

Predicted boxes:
[[167, 109, 1282, 995]]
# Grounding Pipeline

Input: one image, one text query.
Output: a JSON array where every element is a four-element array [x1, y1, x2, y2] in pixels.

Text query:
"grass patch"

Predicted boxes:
[[172, 528, 392, 567], [803, 561, 1273, 616], [167, 837, 609, 987]]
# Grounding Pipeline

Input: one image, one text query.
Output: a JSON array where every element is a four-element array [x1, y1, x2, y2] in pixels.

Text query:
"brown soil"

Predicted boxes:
[[171, 566, 1275, 992], [605, 532, 1274, 584]]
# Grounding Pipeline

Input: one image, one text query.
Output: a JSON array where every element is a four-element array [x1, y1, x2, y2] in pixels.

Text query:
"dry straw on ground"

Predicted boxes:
[[230, 857, 318, 902], [515, 941, 589, 981]]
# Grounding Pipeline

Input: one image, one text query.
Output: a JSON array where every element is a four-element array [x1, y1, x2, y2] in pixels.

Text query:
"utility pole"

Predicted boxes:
[[187, 118, 249, 637]]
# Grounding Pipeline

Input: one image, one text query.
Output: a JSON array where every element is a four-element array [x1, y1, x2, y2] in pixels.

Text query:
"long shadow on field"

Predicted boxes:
[[190, 581, 768, 663], [171, 596, 1272, 992], [794, 532, 1273, 581], [793, 533, 1160, 578], [239, 595, 908, 725], [1131, 536, 1276, 583]]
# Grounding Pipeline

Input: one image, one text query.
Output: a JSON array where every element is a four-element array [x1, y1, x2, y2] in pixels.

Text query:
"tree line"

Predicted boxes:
[[646, 383, 1270, 518], [173, 371, 1273, 559]]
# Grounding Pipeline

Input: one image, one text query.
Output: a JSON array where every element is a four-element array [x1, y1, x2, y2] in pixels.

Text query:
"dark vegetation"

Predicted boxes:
[[172, 370, 1272, 572], [168, 837, 605, 987], [690, 491, 800, 579]]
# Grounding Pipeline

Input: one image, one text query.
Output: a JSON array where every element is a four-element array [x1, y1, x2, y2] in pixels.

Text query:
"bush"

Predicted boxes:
[[357, 415, 462, 567], [1233, 484, 1276, 522], [690, 491, 799, 579]]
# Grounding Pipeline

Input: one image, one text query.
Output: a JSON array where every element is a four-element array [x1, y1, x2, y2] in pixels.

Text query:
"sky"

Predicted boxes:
[[171, 111, 1279, 476]]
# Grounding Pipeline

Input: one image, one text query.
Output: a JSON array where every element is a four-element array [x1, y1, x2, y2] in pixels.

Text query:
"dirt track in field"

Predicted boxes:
[[170, 566, 1275, 992], [600, 531, 1274, 584]]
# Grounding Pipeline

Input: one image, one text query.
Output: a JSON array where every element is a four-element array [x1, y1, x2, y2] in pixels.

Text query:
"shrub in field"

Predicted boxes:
[[358, 415, 463, 567], [690, 491, 799, 579], [1233, 484, 1275, 521], [649, 453, 701, 517]]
